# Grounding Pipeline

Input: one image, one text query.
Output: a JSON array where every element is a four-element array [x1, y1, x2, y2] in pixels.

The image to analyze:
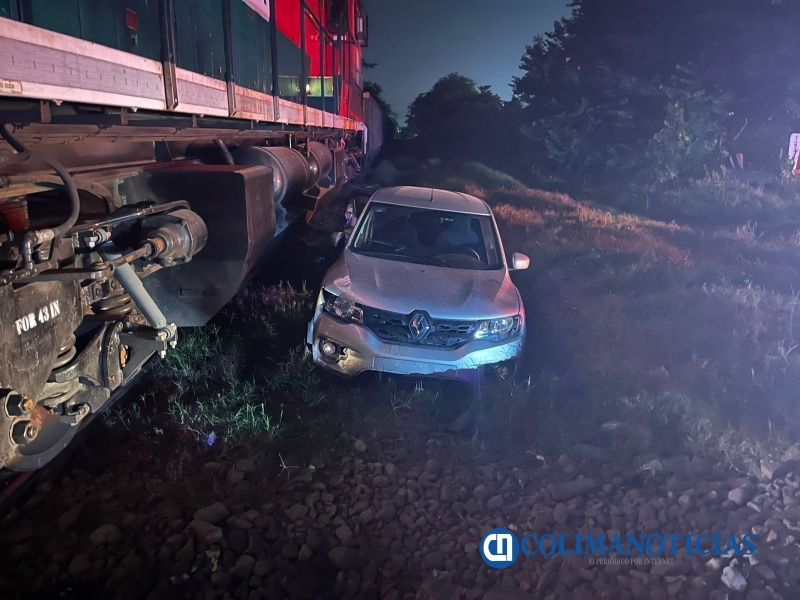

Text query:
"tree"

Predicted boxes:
[[514, 0, 800, 183], [406, 73, 506, 165]]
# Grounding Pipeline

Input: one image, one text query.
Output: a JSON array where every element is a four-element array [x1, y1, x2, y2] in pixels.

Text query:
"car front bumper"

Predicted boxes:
[[306, 308, 525, 379]]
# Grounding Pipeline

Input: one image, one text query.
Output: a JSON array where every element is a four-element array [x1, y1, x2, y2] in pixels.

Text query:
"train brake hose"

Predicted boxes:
[[0, 124, 81, 268]]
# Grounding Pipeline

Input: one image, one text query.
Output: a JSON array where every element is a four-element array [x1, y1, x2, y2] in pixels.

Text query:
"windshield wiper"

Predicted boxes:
[[360, 240, 448, 267]]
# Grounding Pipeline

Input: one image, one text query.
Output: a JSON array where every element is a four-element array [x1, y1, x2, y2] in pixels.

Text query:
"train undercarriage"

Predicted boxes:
[[0, 106, 358, 474]]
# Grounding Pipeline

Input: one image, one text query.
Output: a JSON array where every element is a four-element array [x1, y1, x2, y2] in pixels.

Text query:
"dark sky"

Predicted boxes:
[[362, 0, 572, 122]]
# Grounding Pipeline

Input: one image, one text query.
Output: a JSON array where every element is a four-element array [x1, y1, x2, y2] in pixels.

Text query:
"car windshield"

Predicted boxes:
[[350, 203, 503, 270]]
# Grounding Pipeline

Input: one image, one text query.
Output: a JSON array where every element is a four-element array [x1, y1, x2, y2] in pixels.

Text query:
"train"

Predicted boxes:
[[0, 0, 382, 473]]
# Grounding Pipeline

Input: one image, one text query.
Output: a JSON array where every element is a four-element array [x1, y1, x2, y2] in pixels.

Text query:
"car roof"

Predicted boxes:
[[368, 186, 492, 215]]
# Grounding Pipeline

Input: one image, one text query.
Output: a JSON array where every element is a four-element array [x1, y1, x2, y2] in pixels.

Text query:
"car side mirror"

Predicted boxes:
[[510, 252, 530, 270], [331, 231, 345, 248]]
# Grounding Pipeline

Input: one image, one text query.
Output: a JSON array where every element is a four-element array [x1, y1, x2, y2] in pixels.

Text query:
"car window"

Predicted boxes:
[[351, 203, 502, 270]]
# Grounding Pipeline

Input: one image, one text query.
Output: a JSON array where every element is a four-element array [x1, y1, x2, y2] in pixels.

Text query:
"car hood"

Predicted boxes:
[[323, 251, 521, 319]]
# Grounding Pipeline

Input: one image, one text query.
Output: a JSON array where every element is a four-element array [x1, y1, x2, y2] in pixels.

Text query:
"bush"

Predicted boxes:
[[460, 162, 526, 191], [636, 174, 800, 224]]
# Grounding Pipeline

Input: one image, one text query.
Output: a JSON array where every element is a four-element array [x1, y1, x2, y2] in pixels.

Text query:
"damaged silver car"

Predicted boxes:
[[306, 186, 528, 379]]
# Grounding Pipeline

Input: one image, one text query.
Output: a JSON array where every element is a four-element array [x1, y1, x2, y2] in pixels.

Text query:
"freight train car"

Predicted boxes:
[[0, 0, 377, 473]]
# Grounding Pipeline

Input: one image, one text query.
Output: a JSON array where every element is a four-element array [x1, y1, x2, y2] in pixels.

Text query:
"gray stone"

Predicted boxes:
[[727, 487, 754, 506], [193, 502, 229, 524], [353, 439, 367, 453], [189, 520, 223, 544], [651, 561, 684, 577], [89, 524, 122, 545], [745, 591, 774, 600], [536, 564, 558, 593], [473, 484, 489, 500], [424, 459, 441, 475], [344, 569, 361, 596], [782, 442, 800, 462], [233, 554, 256, 578], [229, 528, 247, 553], [754, 564, 776, 581], [423, 551, 445, 571], [721, 565, 747, 592], [58, 505, 82, 529], [329, 546, 360, 571], [281, 541, 300, 559], [253, 560, 271, 577], [68, 554, 92, 578], [372, 475, 390, 488], [175, 537, 194, 563], [440, 486, 456, 503], [284, 503, 309, 521], [375, 505, 396, 523], [483, 590, 537, 600], [298, 544, 313, 561], [549, 478, 600, 501], [359, 508, 375, 524], [553, 503, 569, 525], [486, 495, 505, 511], [122, 553, 141, 570], [246, 529, 265, 554], [210, 571, 231, 587], [336, 524, 354, 546]]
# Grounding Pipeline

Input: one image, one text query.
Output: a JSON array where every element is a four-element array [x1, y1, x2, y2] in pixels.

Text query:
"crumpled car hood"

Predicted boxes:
[[322, 251, 522, 319]]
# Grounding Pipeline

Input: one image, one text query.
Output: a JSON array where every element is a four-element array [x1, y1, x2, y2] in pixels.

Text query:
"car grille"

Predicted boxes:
[[362, 307, 477, 348]]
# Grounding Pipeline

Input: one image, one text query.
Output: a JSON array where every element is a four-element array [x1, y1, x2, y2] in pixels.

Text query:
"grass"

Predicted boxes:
[[263, 349, 329, 407], [224, 280, 314, 323], [103, 281, 326, 463], [377, 377, 447, 425], [103, 164, 800, 477], [411, 165, 800, 471], [625, 172, 800, 225], [166, 378, 284, 446], [161, 325, 231, 381]]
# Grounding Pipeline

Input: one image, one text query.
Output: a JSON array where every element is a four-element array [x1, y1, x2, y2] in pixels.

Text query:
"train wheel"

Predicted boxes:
[[1, 393, 84, 473]]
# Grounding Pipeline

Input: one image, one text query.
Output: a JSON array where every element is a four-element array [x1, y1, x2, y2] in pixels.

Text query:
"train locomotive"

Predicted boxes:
[[0, 0, 379, 473]]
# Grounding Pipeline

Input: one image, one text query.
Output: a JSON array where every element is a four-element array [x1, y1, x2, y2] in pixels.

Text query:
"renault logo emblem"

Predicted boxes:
[[409, 311, 431, 340]]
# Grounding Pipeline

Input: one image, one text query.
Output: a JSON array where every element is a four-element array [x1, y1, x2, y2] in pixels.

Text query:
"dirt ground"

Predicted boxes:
[[2, 180, 800, 599]]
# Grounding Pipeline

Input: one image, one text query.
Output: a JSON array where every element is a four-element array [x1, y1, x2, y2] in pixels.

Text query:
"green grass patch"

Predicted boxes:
[[166, 378, 283, 446], [104, 281, 327, 456]]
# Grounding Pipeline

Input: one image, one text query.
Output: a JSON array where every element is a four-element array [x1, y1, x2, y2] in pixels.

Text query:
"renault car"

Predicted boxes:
[[306, 186, 528, 379]]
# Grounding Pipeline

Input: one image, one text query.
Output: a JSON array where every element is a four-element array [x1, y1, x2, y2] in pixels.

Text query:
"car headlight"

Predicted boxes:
[[323, 291, 363, 323], [474, 316, 521, 341]]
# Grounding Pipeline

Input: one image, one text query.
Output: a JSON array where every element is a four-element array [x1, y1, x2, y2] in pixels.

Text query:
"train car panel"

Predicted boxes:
[[0, 1, 366, 130], [233, 84, 276, 122], [0, 0, 19, 19], [0, 16, 167, 111], [174, 0, 227, 80], [231, 0, 273, 95], [174, 67, 231, 117], [19, 0, 162, 61]]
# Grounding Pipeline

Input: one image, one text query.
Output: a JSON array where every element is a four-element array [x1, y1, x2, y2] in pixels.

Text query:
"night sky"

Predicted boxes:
[[362, 0, 572, 122]]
